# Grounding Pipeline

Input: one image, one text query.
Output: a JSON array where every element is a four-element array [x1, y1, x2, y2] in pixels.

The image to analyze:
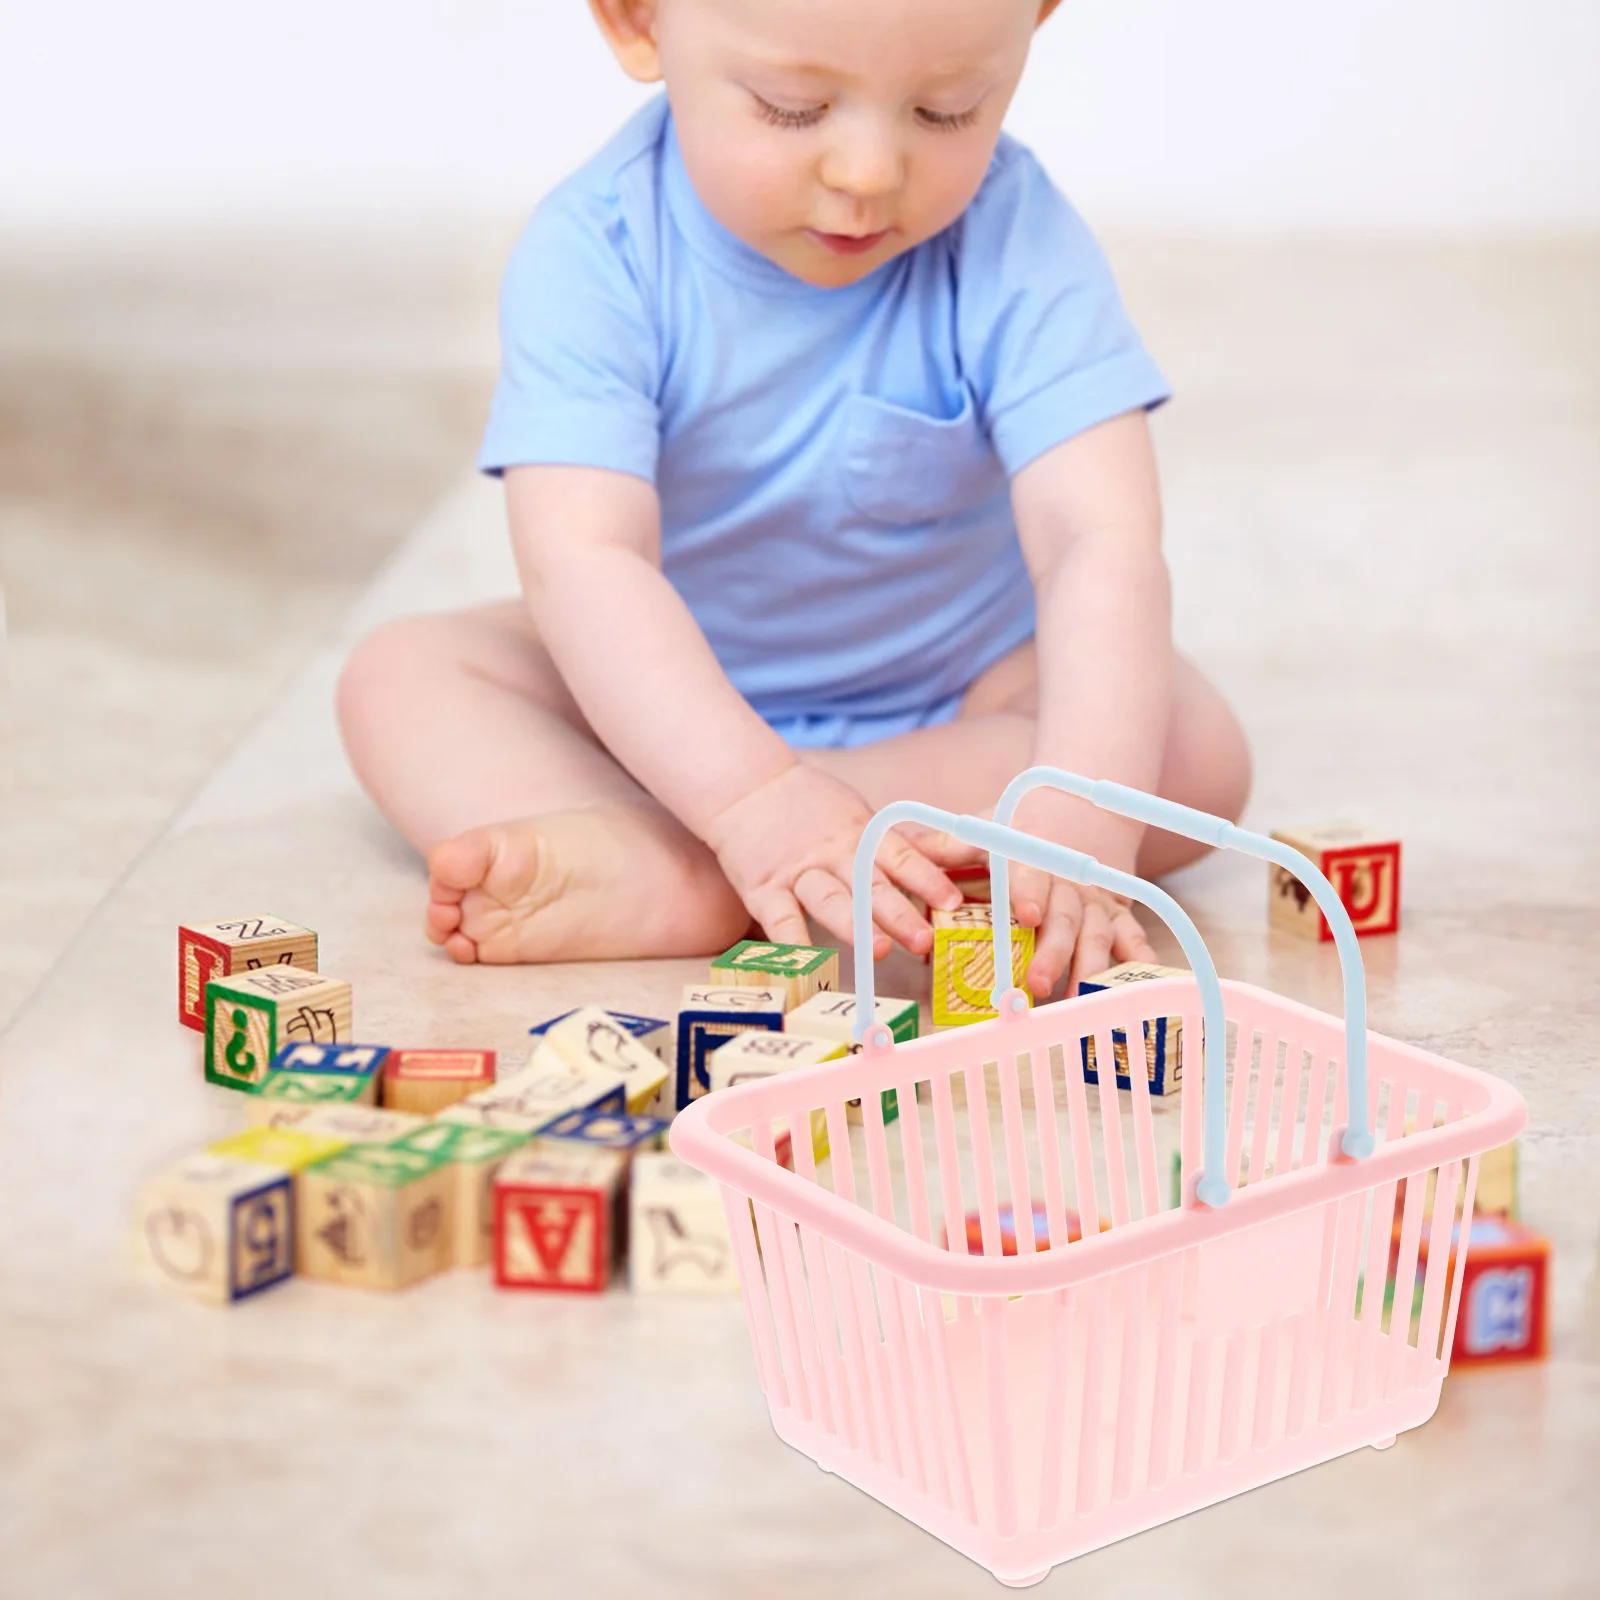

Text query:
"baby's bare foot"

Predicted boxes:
[[426, 805, 750, 965]]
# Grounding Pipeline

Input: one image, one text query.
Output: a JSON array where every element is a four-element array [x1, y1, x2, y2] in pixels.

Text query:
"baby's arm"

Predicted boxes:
[[1009, 410, 1167, 993], [506, 465, 961, 957]]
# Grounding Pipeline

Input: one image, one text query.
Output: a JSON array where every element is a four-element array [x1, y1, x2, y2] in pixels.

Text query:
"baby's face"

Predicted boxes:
[[652, 0, 1045, 288]]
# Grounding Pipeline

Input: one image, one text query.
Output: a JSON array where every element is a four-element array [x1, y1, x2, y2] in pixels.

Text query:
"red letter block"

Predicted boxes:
[[493, 1144, 626, 1293], [1269, 825, 1401, 941]]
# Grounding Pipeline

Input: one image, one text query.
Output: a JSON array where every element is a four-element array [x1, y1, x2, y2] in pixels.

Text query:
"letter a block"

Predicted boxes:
[[133, 1152, 295, 1305], [296, 1144, 454, 1291], [931, 904, 1034, 1028], [630, 1152, 739, 1297], [204, 968, 353, 1092], [178, 916, 317, 1030], [494, 1144, 626, 1293], [709, 940, 839, 1009], [1269, 823, 1401, 941]]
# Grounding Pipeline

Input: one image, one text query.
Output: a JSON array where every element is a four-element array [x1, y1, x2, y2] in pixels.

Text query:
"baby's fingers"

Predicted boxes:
[[1009, 863, 1053, 927], [1067, 900, 1117, 998], [746, 884, 817, 952], [1110, 904, 1157, 964], [793, 868, 892, 960], [875, 829, 962, 916], [1025, 880, 1083, 999]]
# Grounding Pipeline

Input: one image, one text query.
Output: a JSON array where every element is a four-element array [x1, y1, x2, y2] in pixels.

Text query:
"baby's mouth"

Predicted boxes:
[[807, 228, 891, 258]]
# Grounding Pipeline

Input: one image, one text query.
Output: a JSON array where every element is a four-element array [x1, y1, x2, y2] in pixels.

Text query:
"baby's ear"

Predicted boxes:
[[589, 0, 663, 83]]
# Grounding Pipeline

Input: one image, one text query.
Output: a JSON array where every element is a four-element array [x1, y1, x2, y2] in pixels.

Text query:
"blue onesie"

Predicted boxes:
[[480, 97, 1169, 750]]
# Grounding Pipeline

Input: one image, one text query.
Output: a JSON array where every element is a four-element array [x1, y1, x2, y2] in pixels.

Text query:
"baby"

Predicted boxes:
[[336, 0, 1251, 997]]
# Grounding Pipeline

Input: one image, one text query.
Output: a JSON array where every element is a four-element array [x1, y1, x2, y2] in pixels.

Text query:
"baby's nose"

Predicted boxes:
[[819, 123, 904, 202]]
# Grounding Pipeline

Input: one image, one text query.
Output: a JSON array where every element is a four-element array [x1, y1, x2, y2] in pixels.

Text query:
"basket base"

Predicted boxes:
[[770, 1373, 1442, 1585]]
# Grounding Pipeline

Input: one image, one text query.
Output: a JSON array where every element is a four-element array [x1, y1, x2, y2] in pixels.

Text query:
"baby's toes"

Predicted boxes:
[[428, 828, 497, 896], [442, 929, 480, 965], [426, 899, 464, 944]]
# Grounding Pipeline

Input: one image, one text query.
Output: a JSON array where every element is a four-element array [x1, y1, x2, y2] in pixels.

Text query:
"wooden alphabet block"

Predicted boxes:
[[709, 940, 839, 1009], [494, 1144, 626, 1293], [133, 1152, 294, 1304], [536, 1107, 669, 1156], [380, 1049, 497, 1116], [296, 1144, 454, 1291], [707, 1030, 838, 1165], [271, 1041, 387, 1097], [254, 1069, 372, 1109], [1077, 962, 1188, 1096], [946, 864, 992, 902], [438, 1063, 626, 1134], [1396, 1215, 1550, 1365], [530, 1006, 670, 1114], [931, 904, 1034, 1028], [784, 989, 920, 1047], [1270, 823, 1401, 941], [249, 1101, 427, 1143], [178, 915, 317, 1030], [207, 1125, 348, 1172], [204, 968, 352, 1092], [531, 1007, 671, 1065], [630, 1152, 739, 1297], [675, 985, 786, 1109], [389, 1121, 531, 1267]]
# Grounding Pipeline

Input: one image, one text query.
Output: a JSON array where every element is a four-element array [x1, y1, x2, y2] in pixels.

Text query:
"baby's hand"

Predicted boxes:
[[704, 765, 965, 959], [1011, 871, 1157, 999]]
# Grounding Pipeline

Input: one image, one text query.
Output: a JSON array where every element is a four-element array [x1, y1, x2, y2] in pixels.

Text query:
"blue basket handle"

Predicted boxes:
[[990, 769, 1373, 1169], [851, 778, 1374, 1211]]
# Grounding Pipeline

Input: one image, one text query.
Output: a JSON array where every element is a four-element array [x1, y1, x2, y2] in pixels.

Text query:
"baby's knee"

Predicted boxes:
[[336, 614, 456, 739]]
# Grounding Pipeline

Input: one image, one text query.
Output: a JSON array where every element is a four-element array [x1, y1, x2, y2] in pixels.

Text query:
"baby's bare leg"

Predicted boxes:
[[336, 600, 748, 963], [802, 645, 1252, 878]]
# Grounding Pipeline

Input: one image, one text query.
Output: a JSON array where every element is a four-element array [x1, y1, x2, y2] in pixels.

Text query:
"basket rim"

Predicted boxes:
[[667, 979, 1528, 1297]]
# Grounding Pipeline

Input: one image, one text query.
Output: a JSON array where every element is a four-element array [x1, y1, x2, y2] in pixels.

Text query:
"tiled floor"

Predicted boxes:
[[0, 237, 1595, 1597], [0, 232, 499, 1027]]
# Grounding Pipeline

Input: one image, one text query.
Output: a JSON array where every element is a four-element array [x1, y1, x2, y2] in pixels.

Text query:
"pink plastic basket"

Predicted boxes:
[[669, 773, 1527, 1586]]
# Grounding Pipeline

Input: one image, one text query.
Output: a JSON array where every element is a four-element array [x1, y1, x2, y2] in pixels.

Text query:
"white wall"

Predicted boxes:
[[1, 0, 1596, 231]]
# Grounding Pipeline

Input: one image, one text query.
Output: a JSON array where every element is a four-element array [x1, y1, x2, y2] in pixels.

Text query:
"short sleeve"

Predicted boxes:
[[478, 187, 662, 482], [956, 142, 1170, 477]]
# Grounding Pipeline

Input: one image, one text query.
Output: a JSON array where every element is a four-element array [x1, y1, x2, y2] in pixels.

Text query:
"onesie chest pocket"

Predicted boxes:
[[839, 389, 1004, 526]]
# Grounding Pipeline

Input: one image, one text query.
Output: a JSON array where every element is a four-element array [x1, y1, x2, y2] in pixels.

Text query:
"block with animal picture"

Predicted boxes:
[[177, 915, 318, 1030], [204, 967, 352, 1092], [296, 1143, 455, 1291], [1269, 823, 1401, 941], [946, 863, 992, 902], [708, 940, 839, 1008], [530, 1007, 672, 1066], [783, 989, 918, 1123], [389, 1120, 531, 1268], [133, 1151, 295, 1305], [675, 984, 786, 1110], [1077, 962, 1188, 1096], [381, 1048, 497, 1116], [249, 1101, 427, 1143], [529, 1006, 670, 1115], [630, 1152, 740, 1297], [438, 1061, 626, 1135], [494, 1144, 627, 1293], [707, 1029, 838, 1163], [931, 903, 1034, 1028]]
